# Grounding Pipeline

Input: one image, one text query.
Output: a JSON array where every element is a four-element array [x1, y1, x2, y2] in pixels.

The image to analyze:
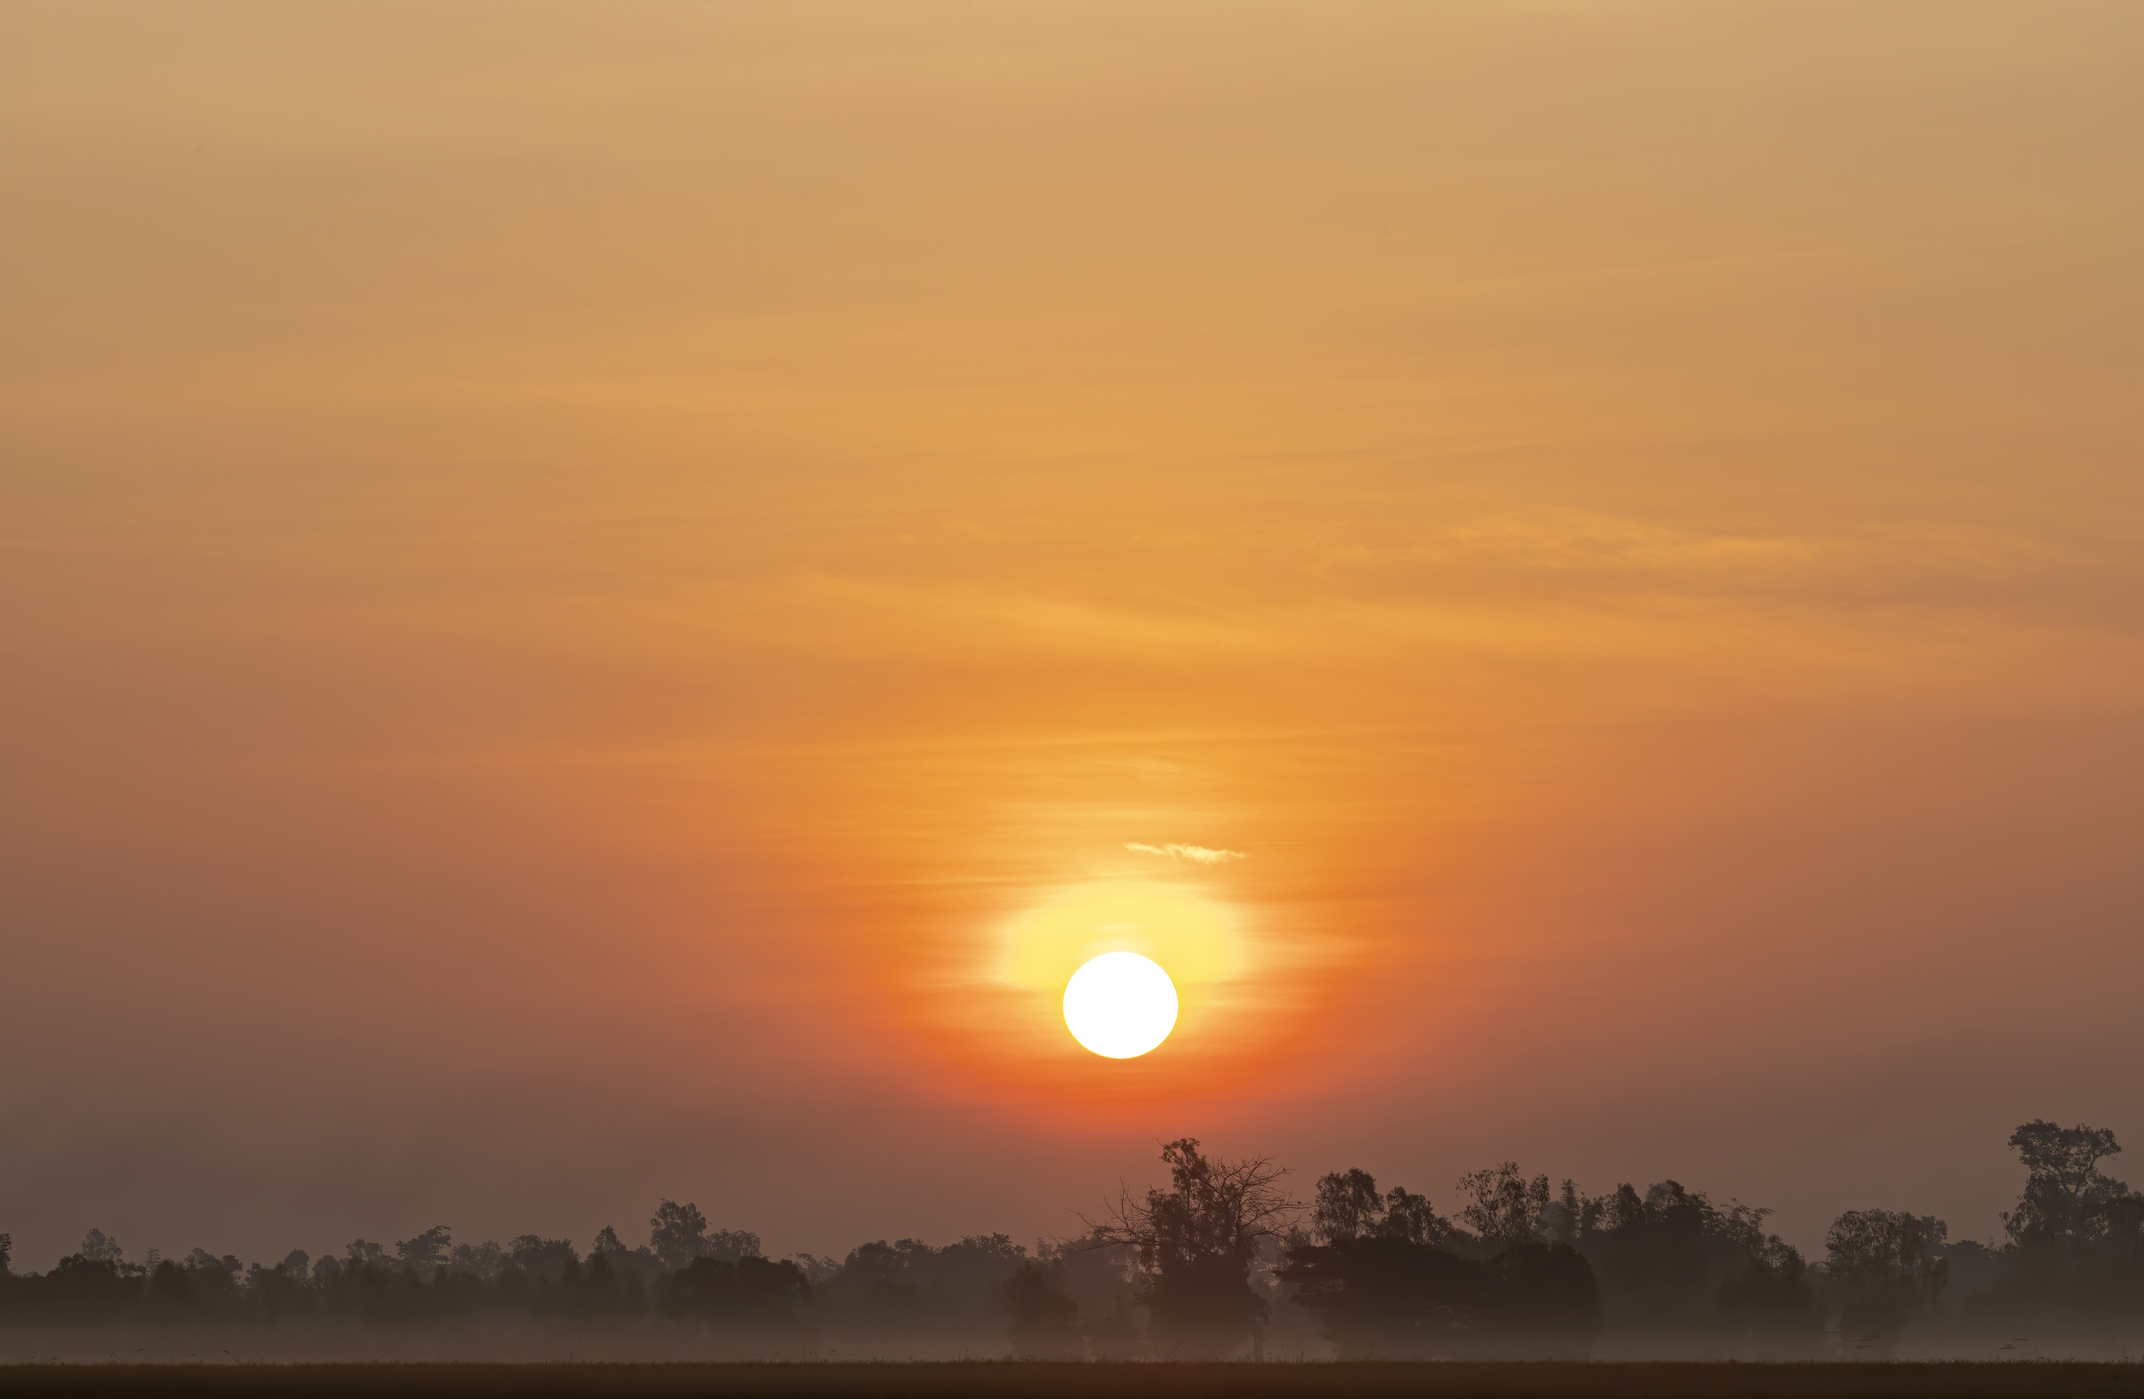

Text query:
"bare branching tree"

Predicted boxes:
[[1088, 1138, 1296, 1265], [1082, 1137, 1297, 1357]]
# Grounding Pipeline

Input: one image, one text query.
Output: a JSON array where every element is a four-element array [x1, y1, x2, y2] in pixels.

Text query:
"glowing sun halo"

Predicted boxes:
[[1062, 951, 1179, 1058]]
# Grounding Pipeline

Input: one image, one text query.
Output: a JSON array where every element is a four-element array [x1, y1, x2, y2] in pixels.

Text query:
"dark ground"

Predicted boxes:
[[2, 1364, 2141, 1399]]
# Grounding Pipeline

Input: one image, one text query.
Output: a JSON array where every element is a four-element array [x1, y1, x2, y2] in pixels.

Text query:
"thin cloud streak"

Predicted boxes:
[[1124, 842, 1246, 865]]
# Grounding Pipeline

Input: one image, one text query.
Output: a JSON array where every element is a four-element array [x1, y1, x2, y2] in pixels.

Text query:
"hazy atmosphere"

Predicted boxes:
[[3, 0, 2141, 1354]]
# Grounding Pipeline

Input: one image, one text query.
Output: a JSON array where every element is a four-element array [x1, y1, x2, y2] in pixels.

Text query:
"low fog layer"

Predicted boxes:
[[4, 1119, 2137, 1362]]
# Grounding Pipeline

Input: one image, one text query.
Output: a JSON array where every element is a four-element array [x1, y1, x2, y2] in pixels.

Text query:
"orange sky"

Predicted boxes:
[[4, 1, 2142, 1269]]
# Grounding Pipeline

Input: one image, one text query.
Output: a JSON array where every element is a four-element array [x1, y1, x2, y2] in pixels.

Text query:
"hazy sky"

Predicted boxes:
[[4, 1, 2141, 1272]]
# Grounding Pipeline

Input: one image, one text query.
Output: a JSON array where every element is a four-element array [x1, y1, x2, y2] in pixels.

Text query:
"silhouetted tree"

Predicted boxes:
[[1092, 1138, 1295, 1358], [1825, 1209, 1947, 1351], [1993, 1119, 2143, 1341], [34, 1252, 142, 1321], [660, 1254, 810, 1351], [1577, 1180, 1713, 1326], [506, 1234, 578, 1284], [649, 1201, 710, 1271], [1044, 1230, 1142, 1357], [2005, 1121, 2131, 1250], [587, 1223, 666, 1298], [1382, 1187, 1461, 1248], [79, 1228, 123, 1264], [448, 1239, 502, 1278], [1310, 1169, 1462, 1249], [248, 1253, 317, 1326], [143, 1258, 192, 1323], [1560, 1178, 1816, 1354], [1712, 1204, 1815, 1351], [1282, 1232, 1491, 1356], [1312, 1170, 1385, 1244], [1457, 1164, 1551, 1249], [1286, 1166, 1597, 1358], [999, 1258, 1082, 1357], [1485, 1241, 1601, 1355], [649, 1199, 761, 1271], [814, 1234, 1029, 1356], [395, 1226, 453, 1273]]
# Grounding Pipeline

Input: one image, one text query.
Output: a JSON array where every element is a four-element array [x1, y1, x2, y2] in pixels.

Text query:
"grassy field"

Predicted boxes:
[[2, 1363, 2141, 1399]]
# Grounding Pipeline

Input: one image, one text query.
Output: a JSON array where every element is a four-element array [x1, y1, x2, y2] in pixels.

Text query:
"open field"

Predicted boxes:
[[4, 1364, 2143, 1399]]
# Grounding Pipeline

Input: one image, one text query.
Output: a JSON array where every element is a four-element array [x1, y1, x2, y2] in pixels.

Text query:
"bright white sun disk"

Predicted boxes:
[[1062, 951, 1179, 1058]]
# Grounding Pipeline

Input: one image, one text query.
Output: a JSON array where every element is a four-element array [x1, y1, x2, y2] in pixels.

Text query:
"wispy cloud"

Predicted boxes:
[[1124, 842, 1246, 865]]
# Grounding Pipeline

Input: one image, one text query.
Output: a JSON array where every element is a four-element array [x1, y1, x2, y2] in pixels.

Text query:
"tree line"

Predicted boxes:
[[2, 1119, 2139, 1360]]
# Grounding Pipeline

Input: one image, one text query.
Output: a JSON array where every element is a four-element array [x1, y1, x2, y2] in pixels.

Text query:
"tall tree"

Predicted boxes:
[[1312, 1169, 1385, 1244], [1457, 1163, 1551, 1248], [395, 1226, 453, 1273], [78, 1229, 123, 1264], [1824, 1209, 1947, 1347], [649, 1200, 711, 1271], [1998, 1120, 2144, 1337], [2004, 1121, 2132, 1249], [1310, 1169, 1460, 1248], [649, 1199, 761, 1270], [1091, 1138, 1295, 1358]]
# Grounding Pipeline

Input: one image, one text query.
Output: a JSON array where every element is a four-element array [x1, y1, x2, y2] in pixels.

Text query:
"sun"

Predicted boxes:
[[1062, 951, 1180, 1058]]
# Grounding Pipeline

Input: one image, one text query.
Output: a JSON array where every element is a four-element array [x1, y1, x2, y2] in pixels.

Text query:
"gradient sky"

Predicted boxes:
[[4, 1, 2142, 1272]]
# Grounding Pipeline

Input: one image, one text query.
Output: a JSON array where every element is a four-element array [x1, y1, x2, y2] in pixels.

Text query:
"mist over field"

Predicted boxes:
[[5, 1123, 2140, 1363]]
